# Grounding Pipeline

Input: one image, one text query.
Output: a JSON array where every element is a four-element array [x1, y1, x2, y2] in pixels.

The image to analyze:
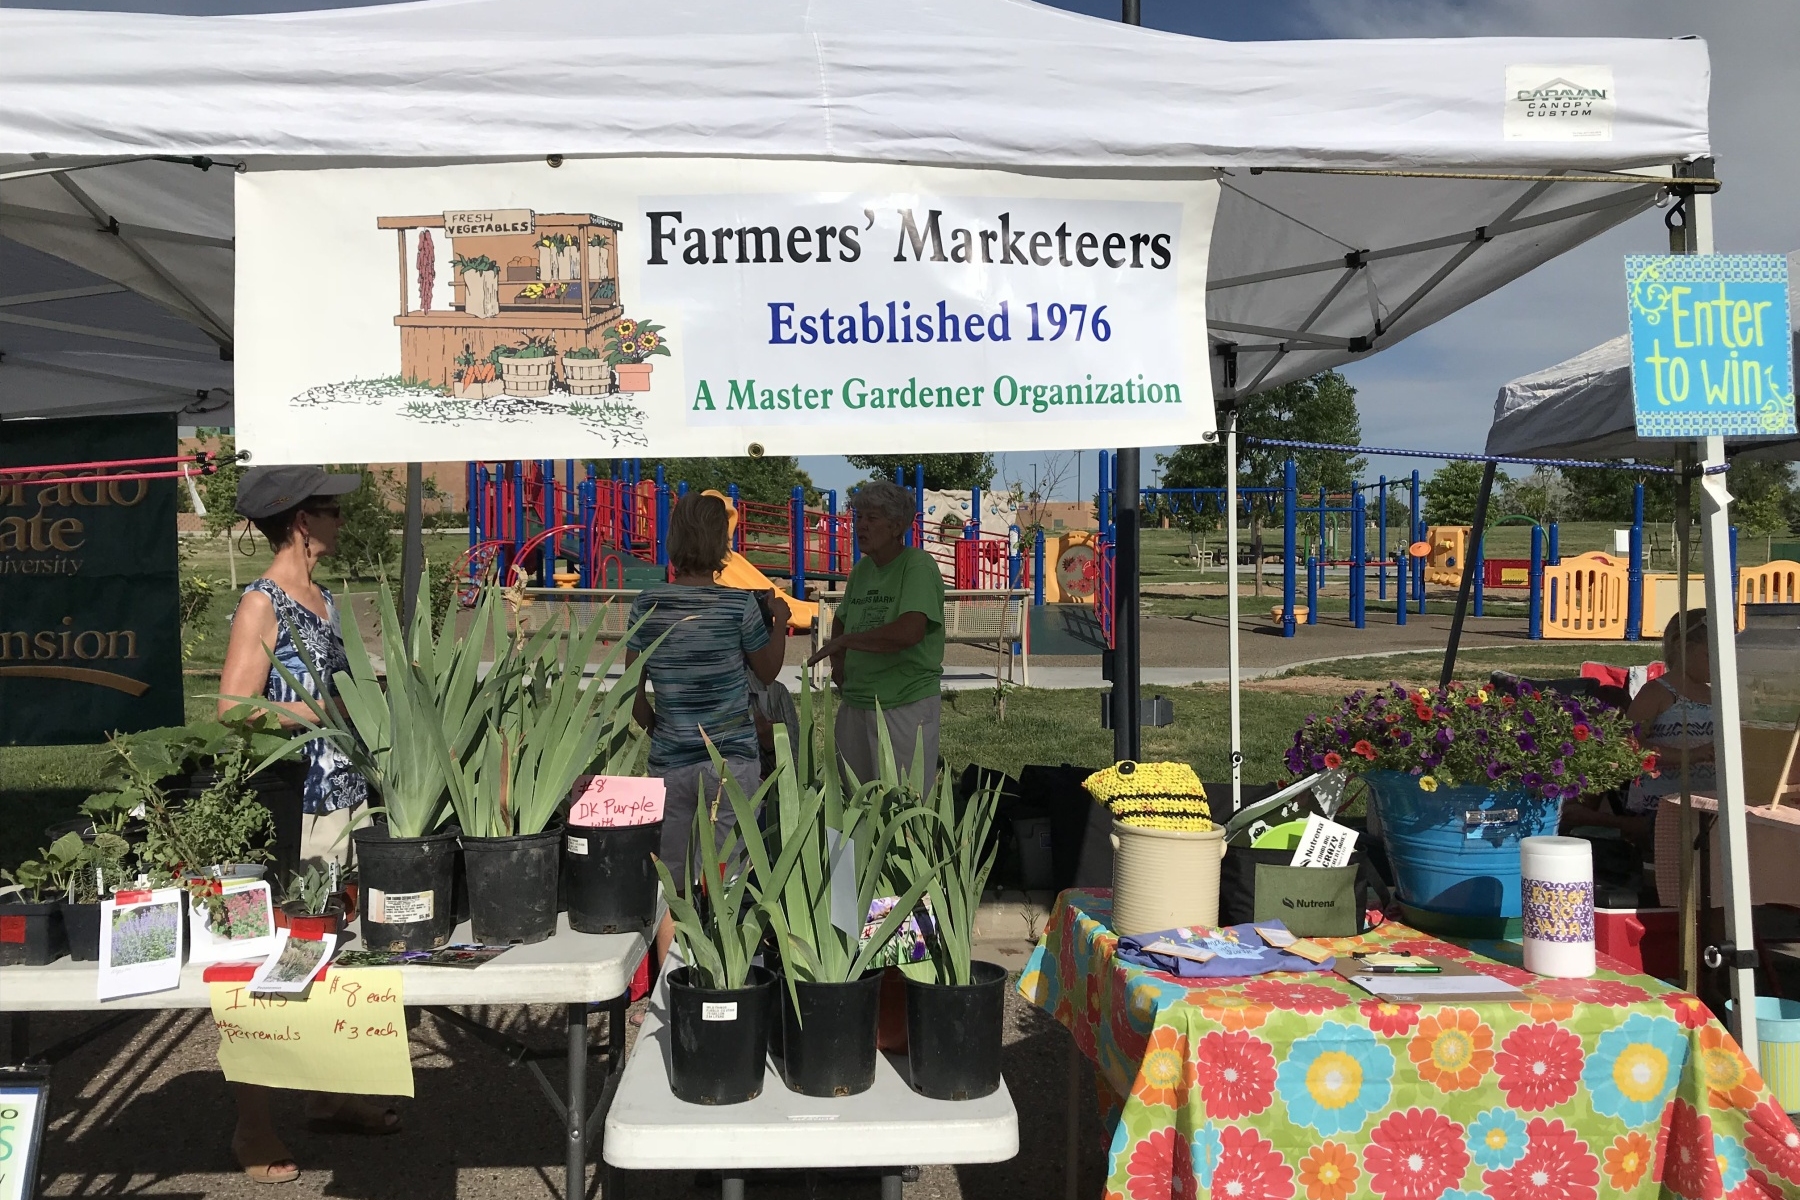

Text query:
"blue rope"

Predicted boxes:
[[1245, 437, 1729, 475]]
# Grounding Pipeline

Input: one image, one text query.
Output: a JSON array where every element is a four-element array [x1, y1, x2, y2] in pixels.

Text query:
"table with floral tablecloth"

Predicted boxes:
[[1018, 890, 1800, 1200]]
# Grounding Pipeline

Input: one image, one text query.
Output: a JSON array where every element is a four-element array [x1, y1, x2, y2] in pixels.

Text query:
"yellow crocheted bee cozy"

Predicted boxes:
[[1082, 761, 1215, 832]]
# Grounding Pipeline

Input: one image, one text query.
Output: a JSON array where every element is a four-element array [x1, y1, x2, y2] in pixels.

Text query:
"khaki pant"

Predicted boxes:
[[299, 805, 362, 873], [835, 694, 941, 794]]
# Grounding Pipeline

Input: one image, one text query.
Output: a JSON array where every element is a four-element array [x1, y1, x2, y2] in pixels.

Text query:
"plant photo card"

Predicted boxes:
[[250, 929, 336, 995], [97, 887, 185, 1001], [188, 879, 279, 965]]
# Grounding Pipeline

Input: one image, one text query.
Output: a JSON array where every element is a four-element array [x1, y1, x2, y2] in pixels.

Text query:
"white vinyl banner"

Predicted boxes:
[[234, 160, 1217, 464]]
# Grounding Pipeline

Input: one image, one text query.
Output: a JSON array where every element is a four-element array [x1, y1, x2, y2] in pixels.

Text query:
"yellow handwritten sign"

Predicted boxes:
[[209, 968, 413, 1097]]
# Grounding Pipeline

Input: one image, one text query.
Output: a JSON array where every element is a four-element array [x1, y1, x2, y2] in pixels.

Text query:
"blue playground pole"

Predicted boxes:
[[1472, 527, 1485, 617], [1626, 481, 1645, 641], [1033, 530, 1046, 606], [578, 476, 594, 587], [1529, 524, 1545, 639], [1306, 555, 1319, 625], [1097, 450, 1112, 539], [1409, 470, 1423, 612], [512, 462, 526, 560], [654, 465, 670, 567], [727, 484, 741, 555], [1731, 526, 1739, 613], [1283, 458, 1298, 637], [970, 485, 982, 539], [790, 485, 806, 600], [1008, 524, 1022, 589], [1377, 475, 1388, 601], [1351, 491, 1367, 629], [1548, 522, 1561, 565], [913, 463, 924, 535], [471, 464, 485, 547]]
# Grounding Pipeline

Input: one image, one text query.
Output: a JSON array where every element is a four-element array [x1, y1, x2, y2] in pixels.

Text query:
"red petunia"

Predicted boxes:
[[1211, 1126, 1296, 1200], [1353, 739, 1378, 761], [1387, 938, 1473, 960], [1535, 976, 1651, 1006], [1466, 959, 1537, 987], [1483, 1118, 1599, 1200], [1189, 1028, 1277, 1120], [1125, 1127, 1178, 1200], [1364, 1108, 1469, 1200], [1743, 1097, 1800, 1185], [1664, 992, 1715, 1030], [1361, 999, 1423, 1037], [1573, 724, 1591, 741], [1656, 1098, 1723, 1200], [1324, 752, 1345, 769], [1494, 1022, 1584, 1111], [1243, 979, 1353, 1015]]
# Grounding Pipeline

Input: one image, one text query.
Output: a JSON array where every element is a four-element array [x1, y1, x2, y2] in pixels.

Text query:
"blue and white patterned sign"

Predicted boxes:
[[1626, 254, 1795, 439]]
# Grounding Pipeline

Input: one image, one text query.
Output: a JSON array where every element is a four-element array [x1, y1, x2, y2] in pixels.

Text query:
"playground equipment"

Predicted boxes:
[[464, 460, 1033, 627], [703, 489, 819, 631]]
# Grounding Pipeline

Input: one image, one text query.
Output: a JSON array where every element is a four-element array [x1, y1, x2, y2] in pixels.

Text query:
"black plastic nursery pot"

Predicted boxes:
[[905, 962, 1008, 1100], [461, 825, 563, 945], [0, 901, 69, 966], [60, 900, 102, 962], [668, 965, 777, 1105], [563, 820, 663, 935], [350, 823, 459, 951], [778, 972, 883, 1098]]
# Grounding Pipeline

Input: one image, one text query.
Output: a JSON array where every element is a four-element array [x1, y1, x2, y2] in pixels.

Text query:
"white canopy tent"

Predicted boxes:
[[2, 0, 1740, 1045], [1486, 250, 1800, 462]]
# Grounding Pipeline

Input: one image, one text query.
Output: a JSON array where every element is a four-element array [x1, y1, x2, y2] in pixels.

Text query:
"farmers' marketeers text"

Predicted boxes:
[[645, 209, 1172, 270]]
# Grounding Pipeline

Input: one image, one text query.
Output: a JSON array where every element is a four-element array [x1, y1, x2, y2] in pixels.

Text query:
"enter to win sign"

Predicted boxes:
[[209, 968, 413, 1097], [1626, 253, 1795, 439]]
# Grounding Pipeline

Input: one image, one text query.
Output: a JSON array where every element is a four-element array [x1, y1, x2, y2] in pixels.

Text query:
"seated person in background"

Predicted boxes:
[[1563, 610, 1713, 854]]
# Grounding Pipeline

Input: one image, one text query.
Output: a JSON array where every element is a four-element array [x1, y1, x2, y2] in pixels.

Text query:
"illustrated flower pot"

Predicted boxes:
[[460, 825, 562, 945], [614, 362, 653, 393], [499, 355, 556, 398], [668, 965, 777, 1105], [461, 268, 500, 319], [561, 355, 612, 396], [904, 962, 1007, 1100]]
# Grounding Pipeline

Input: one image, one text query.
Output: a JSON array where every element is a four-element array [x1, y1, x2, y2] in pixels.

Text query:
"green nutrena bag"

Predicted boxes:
[[1251, 863, 1360, 938]]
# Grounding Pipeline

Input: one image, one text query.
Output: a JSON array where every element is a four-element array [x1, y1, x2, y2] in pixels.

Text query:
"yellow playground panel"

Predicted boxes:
[[1423, 525, 1469, 587], [1541, 551, 1630, 640], [1042, 529, 1103, 605]]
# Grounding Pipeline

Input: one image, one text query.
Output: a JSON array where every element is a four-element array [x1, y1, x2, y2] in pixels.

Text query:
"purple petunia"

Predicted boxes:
[[1435, 727, 1454, 746], [1522, 771, 1544, 790], [1516, 731, 1538, 753], [1487, 761, 1506, 780], [1560, 741, 1575, 756], [1550, 759, 1566, 776], [1396, 731, 1413, 748], [1522, 711, 1537, 726]]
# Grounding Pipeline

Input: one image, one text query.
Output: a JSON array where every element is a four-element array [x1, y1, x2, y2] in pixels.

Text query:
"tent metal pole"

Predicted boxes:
[[1225, 409, 1242, 814], [401, 463, 425, 629], [1438, 460, 1497, 688], [1111, 0, 1141, 764], [1672, 174, 1756, 1065], [1673, 453, 1697, 993]]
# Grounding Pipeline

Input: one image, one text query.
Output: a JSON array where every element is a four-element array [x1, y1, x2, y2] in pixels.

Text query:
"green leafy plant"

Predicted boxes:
[[879, 723, 1002, 986], [283, 864, 335, 915], [2, 837, 75, 902], [62, 831, 132, 904], [501, 334, 558, 360], [650, 764, 784, 990], [244, 576, 503, 838], [537, 233, 573, 251], [743, 684, 946, 1001], [564, 346, 602, 360], [455, 601, 656, 838], [452, 254, 499, 275], [587, 233, 609, 249], [601, 319, 670, 367]]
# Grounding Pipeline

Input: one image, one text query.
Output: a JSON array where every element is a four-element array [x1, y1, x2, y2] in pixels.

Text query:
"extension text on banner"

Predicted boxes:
[[233, 159, 1217, 463]]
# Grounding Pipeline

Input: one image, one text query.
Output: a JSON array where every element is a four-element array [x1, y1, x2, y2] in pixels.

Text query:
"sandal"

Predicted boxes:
[[304, 1095, 402, 1136], [232, 1129, 300, 1185]]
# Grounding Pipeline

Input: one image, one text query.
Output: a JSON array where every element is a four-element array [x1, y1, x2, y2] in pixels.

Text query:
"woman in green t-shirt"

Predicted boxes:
[[808, 480, 946, 789]]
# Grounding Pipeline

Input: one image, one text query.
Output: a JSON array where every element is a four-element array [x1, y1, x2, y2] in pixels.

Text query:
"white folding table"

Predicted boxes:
[[1, 914, 648, 1200], [604, 968, 1018, 1199]]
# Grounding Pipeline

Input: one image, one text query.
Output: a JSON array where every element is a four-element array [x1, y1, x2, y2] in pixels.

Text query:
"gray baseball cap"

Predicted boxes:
[[234, 465, 362, 520]]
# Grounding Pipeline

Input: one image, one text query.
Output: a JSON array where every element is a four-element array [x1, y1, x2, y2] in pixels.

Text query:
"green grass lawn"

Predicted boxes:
[[1277, 642, 1664, 681]]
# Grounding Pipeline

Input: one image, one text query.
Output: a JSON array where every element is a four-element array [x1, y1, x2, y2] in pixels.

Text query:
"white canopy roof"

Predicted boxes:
[[1485, 250, 1799, 463], [0, 0, 1713, 419]]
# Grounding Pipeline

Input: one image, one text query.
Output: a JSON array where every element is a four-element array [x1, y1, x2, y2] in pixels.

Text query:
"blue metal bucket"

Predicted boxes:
[[1367, 770, 1561, 919]]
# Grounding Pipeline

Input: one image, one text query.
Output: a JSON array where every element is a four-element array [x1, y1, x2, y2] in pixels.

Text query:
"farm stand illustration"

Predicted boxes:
[[378, 209, 628, 395]]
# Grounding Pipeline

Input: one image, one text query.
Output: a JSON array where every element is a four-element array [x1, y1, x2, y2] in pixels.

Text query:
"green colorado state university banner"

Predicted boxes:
[[1, 414, 183, 744]]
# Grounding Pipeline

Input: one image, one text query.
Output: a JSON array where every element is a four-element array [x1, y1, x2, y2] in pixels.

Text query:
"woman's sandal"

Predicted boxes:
[[303, 1095, 402, 1136], [231, 1129, 300, 1185]]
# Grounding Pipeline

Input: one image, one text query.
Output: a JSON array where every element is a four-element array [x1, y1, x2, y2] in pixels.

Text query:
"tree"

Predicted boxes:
[[1157, 371, 1365, 499], [845, 453, 996, 490], [1421, 461, 1506, 526], [200, 433, 245, 539], [326, 465, 397, 581], [602, 456, 818, 506], [1496, 468, 1569, 526]]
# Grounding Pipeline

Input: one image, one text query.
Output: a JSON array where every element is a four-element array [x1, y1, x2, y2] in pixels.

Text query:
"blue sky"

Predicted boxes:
[[9, 0, 1795, 499]]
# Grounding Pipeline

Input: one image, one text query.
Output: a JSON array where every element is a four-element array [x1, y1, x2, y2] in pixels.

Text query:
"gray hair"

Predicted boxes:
[[849, 479, 916, 527]]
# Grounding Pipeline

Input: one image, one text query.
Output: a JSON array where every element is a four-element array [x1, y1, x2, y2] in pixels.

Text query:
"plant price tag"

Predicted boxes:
[[701, 1002, 739, 1022], [570, 775, 666, 828]]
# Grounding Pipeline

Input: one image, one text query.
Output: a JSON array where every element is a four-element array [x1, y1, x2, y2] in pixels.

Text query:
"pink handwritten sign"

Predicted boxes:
[[569, 775, 666, 828]]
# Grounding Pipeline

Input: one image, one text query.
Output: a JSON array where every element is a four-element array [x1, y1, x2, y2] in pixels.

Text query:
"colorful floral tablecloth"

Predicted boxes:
[[1018, 890, 1800, 1200]]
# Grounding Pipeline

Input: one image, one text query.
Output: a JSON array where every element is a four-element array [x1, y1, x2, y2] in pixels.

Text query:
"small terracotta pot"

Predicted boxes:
[[614, 362, 653, 392], [281, 900, 346, 941]]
